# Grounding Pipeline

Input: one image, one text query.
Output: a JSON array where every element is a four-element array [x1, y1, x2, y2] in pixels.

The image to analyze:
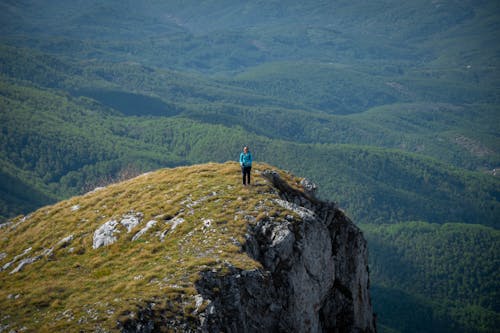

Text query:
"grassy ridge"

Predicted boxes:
[[0, 162, 300, 331]]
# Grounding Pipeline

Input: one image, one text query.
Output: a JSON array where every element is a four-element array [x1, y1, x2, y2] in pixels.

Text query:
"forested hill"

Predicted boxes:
[[0, 1, 499, 332], [364, 222, 499, 333], [2, 1, 499, 74], [1, 55, 498, 227]]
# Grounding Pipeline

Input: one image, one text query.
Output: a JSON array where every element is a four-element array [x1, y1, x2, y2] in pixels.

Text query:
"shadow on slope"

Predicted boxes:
[[371, 286, 460, 333], [74, 89, 182, 117], [0, 170, 55, 222]]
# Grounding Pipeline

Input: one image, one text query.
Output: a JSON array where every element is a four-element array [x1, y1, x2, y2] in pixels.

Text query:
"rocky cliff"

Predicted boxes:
[[0, 162, 375, 332]]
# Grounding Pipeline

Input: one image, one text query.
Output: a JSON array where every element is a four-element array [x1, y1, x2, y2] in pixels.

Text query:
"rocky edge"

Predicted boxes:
[[122, 170, 375, 333]]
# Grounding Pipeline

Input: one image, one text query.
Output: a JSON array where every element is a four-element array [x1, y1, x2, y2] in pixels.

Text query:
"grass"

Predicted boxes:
[[0, 162, 303, 332]]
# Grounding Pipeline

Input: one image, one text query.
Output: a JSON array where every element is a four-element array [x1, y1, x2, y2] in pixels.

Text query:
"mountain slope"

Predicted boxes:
[[0, 159, 57, 219], [0, 162, 375, 332], [1, 70, 499, 227], [2, 44, 497, 172], [3, 0, 499, 74], [1, 75, 498, 227]]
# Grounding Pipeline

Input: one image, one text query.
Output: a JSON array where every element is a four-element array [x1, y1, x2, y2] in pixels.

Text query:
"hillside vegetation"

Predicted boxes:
[[1, 47, 498, 227], [1, 76, 498, 228], [363, 222, 500, 333], [0, 162, 305, 332]]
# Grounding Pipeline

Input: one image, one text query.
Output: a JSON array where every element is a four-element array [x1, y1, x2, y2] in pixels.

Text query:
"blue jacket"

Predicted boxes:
[[239, 151, 253, 167]]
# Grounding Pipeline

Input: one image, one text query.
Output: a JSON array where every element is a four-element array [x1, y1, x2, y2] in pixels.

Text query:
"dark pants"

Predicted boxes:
[[242, 166, 251, 185]]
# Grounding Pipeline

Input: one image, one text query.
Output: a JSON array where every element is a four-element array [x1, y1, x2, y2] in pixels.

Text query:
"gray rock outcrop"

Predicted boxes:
[[120, 170, 375, 333], [93, 220, 119, 249], [93, 212, 145, 249], [195, 171, 375, 333]]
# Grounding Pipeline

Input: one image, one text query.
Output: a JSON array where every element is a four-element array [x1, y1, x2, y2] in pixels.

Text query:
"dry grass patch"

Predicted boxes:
[[0, 162, 307, 331]]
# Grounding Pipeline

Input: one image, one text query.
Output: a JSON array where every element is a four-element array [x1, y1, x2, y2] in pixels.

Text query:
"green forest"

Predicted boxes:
[[0, 1, 499, 332], [2, 76, 498, 227], [364, 222, 499, 332]]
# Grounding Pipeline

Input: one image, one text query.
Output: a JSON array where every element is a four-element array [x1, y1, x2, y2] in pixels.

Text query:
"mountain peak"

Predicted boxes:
[[0, 162, 375, 332]]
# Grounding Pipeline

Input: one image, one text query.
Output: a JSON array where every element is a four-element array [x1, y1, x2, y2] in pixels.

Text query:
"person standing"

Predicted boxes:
[[239, 146, 253, 185]]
